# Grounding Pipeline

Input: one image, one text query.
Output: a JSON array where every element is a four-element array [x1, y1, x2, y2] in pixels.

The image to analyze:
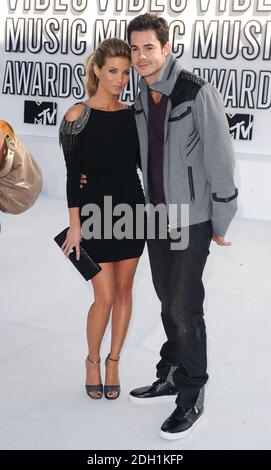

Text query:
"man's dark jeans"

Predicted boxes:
[[147, 220, 212, 408]]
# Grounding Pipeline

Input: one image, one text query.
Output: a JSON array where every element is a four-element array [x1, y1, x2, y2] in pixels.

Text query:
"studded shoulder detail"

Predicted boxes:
[[59, 103, 90, 161], [179, 70, 206, 87], [170, 70, 206, 109]]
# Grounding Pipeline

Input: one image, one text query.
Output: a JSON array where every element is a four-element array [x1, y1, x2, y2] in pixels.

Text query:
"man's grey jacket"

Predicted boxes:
[[132, 53, 238, 236]]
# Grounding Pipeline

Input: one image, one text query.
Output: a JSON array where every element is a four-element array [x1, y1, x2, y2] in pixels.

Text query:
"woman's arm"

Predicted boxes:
[[59, 104, 88, 260]]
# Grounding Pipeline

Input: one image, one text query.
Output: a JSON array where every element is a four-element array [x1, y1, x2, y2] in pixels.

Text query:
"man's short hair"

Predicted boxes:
[[127, 13, 169, 47]]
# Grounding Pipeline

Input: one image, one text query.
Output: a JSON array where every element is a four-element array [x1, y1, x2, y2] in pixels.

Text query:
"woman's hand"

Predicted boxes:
[[80, 173, 87, 188], [61, 226, 82, 260]]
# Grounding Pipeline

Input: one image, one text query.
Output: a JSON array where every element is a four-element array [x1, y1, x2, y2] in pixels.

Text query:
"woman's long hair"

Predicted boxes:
[[85, 38, 131, 97]]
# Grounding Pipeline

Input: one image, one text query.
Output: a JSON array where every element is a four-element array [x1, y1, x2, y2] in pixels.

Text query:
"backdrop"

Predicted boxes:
[[0, 0, 270, 219]]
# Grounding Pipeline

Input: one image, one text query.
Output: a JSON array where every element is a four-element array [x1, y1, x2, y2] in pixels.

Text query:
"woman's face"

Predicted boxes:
[[94, 56, 131, 96]]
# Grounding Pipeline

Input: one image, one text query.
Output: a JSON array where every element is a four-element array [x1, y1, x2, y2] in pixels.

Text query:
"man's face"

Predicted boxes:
[[130, 29, 169, 85]]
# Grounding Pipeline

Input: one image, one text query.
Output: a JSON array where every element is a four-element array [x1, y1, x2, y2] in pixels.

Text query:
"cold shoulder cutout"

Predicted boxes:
[[64, 103, 86, 122]]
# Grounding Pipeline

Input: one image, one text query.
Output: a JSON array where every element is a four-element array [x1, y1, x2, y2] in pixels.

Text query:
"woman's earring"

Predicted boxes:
[[95, 75, 99, 83]]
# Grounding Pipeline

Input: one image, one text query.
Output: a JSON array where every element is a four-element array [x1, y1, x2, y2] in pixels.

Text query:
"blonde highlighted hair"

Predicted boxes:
[[85, 38, 131, 97]]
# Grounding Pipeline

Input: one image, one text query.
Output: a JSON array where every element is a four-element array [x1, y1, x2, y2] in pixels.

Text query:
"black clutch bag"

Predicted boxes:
[[54, 227, 102, 281]]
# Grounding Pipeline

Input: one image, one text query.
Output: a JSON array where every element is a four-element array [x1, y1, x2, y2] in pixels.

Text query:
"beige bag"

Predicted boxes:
[[0, 135, 43, 214]]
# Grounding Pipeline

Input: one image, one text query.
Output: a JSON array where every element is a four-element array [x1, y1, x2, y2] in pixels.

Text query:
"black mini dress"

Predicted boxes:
[[60, 105, 145, 263]]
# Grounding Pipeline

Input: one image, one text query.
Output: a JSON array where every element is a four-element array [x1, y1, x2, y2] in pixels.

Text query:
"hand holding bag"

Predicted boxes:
[[54, 227, 102, 281]]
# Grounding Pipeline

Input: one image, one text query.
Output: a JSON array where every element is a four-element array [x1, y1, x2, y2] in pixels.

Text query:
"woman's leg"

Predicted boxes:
[[105, 257, 140, 397], [86, 262, 115, 398]]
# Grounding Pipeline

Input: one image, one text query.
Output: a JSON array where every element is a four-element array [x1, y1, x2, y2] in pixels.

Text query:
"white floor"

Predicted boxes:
[[1, 195, 271, 450]]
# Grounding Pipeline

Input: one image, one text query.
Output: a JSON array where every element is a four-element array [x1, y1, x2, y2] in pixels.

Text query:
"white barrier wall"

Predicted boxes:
[[1, 1, 270, 220]]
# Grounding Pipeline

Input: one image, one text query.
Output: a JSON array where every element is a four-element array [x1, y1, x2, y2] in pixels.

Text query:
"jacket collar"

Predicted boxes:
[[138, 53, 182, 97]]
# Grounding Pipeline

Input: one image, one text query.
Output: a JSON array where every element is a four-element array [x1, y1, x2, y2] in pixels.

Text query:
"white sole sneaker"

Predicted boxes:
[[129, 393, 177, 405], [159, 414, 204, 440]]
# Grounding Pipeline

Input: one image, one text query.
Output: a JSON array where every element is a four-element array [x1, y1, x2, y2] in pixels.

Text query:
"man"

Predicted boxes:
[[126, 13, 237, 440]]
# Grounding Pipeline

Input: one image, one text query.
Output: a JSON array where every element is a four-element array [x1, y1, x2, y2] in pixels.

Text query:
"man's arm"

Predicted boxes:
[[193, 83, 238, 242]]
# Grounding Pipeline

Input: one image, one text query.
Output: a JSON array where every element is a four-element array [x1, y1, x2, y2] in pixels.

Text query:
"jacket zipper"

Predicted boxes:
[[139, 94, 148, 125], [188, 166, 195, 201]]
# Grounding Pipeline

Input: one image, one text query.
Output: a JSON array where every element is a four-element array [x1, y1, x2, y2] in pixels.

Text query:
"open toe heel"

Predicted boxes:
[[85, 356, 103, 399], [104, 354, 120, 400]]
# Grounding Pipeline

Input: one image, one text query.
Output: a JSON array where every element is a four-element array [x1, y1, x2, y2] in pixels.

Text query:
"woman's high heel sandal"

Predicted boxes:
[[85, 356, 103, 399], [104, 354, 120, 400]]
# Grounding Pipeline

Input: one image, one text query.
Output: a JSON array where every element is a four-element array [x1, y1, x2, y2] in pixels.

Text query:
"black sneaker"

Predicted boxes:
[[129, 379, 178, 404], [160, 405, 204, 440]]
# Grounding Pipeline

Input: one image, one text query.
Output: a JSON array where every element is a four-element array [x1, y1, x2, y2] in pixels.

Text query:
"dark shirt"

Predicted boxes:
[[148, 90, 168, 205]]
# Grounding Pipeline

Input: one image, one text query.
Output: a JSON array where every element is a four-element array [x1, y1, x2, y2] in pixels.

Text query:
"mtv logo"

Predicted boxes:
[[24, 101, 57, 126], [226, 113, 254, 140]]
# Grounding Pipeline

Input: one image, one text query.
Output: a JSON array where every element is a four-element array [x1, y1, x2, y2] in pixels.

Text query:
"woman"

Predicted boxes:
[[59, 38, 145, 400]]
